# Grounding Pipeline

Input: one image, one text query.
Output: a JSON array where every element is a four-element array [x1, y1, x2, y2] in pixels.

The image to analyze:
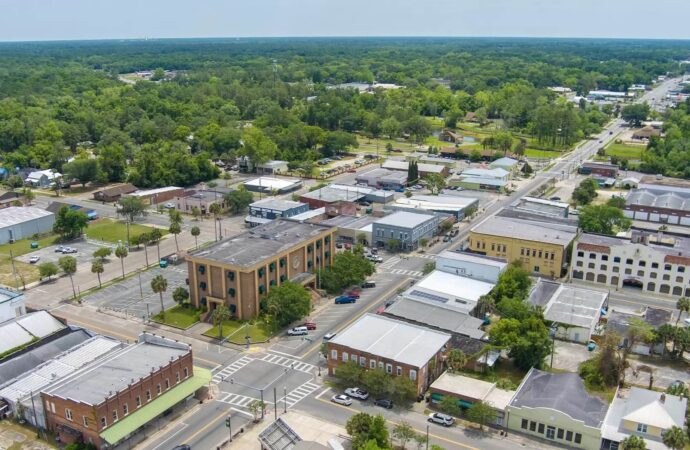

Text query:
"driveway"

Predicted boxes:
[[17, 239, 110, 271], [551, 340, 593, 372]]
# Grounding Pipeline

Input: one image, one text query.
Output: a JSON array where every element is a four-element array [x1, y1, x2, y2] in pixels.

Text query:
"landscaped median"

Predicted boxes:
[[203, 320, 272, 344], [151, 305, 202, 329]]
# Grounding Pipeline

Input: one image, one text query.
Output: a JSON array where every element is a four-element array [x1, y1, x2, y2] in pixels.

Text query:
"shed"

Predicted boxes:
[[0, 207, 55, 244]]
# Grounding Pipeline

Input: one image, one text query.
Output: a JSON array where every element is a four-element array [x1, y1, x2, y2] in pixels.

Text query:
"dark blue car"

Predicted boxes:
[[335, 295, 357, 304]]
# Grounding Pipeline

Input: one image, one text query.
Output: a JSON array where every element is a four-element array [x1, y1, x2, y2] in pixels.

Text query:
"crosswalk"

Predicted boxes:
[[379, 256, 400, 269], [387, 268, 423, 277], [217, 392, 271, 407], [261, 353, 317, 373], [413, 253, 437, 260], [212, 355, 254, 383], [279, 380, 321, 409]]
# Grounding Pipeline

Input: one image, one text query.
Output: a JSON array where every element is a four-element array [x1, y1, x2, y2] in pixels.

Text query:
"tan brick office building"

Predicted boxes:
[[186, 220, 336, 320]]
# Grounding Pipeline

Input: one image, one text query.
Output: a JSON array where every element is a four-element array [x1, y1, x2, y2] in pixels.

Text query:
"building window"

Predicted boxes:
[[176, 372, 181, 383], [359, 356, 366, 367], [637, 423, 647, 433], [529, 421, 536, 432], [650, 272, 657, 279], [157, 384, 162, 395], [521, 248, 525, 256], [82, 416, 89, 428], [123, 404, 129, 416], [625, 268, 632, 275], [146, 390, 152, 401], [386, 363, 393, 374], [565, 431, 573, 441], [491, 243, 495, 251], [588, 263, 595, 269], [550, 253, 555, 260], [136, 396, 141, 408], [199, 281, 207, 290], [557, 428, 564, 439], [613, 266, 619, 273], [112, 410, 118, 423], [410, 370, 417, 381], [665, 264, 672, 271], [602, 255, 608, 261], [614, 257, 621, 263], [676, 276, 684, 283], [679, 266, 686, 273], [626, 258, 633, 265], [600, 264, 607, 271], [589, 253, 596, 259], [639, 260, 646, 267], [227, 271, 235, 281], [577, 251, 584, 257], [184, 367, 189, 378], [652, 262, 659, 269], [228, 288, 236, 297], [396, 366, 402, 376], [663, 274, 670, 281], [198, 264, 205, 274], [546, 426, 555, 439], [370, 360, 376, 369], [538, 423, 545, 434], [637, 270, 645, 277], [521, 419, 528, 430], [574, 433, 582, 444], [101, 417, 107, 429], [576, 261, 583, 267], [379, 361, 384, 370], [534, 266, 540, 273], [65, 409, 73, 421], [342, 352, 349, 362]]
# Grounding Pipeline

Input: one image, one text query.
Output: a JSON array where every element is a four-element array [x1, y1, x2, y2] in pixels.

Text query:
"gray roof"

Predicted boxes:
[[472, 216, 577, 246], [457, 177, 507, 187], [0, 206, 53, 228], [626, 189, 690, 212], [180, 190, 226, 202], [0, 311, 66, 356], [510, 369, 609, 428], [541, 283, 608, 329], [527, 280, 562, 308], [45, 338, 189, 405], [384, 297, 485, 339], [258, 418, 302, 450], [374, 211, 437, 228], [330, 314, 450, 368], [189, 220, 333, 267], [301, 186, 367, 203], [578, 232, 690, 257], [321, 214, 380, 231], [607, 307, 671, 335], [250, 198, 307, 212], [356, 168, 408, 183], [497, 207, 578, 226]]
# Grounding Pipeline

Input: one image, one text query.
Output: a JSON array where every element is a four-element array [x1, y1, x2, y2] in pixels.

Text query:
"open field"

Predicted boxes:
[[85, 219, 163, 244], [203, 319, 272, 344], [152, 305, 201, 329], [605, 142, 646, 160], [0, 234, 58, 257]]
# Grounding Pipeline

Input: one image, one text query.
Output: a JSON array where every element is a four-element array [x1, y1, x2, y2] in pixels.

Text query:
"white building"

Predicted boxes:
[[571, 231, 690, 298], [435, 250, 506, 284], [0, 288, 25, 322], [24, 170, 62, 188], [0, 207, 55, 244]]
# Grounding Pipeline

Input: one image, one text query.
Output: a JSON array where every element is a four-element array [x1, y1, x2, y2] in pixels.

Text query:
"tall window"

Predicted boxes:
[[157, 384, 162, 395], [101, 417, 107, 429], [83, 416, 89, 428], [136, 396, 141, 408], [123, 404, 129, 416], [184, 367, 189, 378], [112, 410, 118, 422], [146, 390, 152, 401], [65, 409, 73, 421]]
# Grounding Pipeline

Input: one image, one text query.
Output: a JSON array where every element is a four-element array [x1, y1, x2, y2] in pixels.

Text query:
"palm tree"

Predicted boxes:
[[91, 260, 104, 288], [191, 226, 201, 249], [209, 203, 222, 241], [149, 228, 163, 262], [58, 256, 77, 300], [151, 275, 168, 316], [114, 245, 128, 279], [211, 305, 231, 340], [169, 222, 181, 252], [662, 426, 687, 450], [475, 294, 495, 318], [675, 297, 690, 326], [446, 348, 468, 373], [620, 435, 646, 450], [138, 233, 150, 267]]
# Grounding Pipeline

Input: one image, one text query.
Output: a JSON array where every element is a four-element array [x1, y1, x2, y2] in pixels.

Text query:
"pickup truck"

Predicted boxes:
[[335, 295, 357, 304]]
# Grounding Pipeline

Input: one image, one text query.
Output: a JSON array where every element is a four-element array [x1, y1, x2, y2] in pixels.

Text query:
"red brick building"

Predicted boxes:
[[327, 314, 450, 396]]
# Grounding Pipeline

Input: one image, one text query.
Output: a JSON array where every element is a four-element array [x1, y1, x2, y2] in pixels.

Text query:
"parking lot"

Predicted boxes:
[[82, 264, 188, 318], [16, 239, 111, 271]]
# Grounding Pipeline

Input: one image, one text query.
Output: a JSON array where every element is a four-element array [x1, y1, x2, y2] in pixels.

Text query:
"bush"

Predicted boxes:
[[579, 357, 605, 390]]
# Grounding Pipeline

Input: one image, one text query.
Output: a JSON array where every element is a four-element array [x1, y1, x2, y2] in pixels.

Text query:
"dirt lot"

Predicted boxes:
[[0, 421, 55, 450]]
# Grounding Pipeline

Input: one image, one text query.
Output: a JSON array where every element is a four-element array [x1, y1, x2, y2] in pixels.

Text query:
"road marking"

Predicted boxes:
[[315, 387, 332, 399], [183, 403, 235, 444], [267, 349, 303, 359], [230, 407, 254, 418], [277, 380, 321, 409], [387, 268, 423, 277], [315, 397, 479, 450], [150, 423, 188, 450], [261, 353, 317, 373], [212, 355, 254, 383], [217, 393, 270, 407]]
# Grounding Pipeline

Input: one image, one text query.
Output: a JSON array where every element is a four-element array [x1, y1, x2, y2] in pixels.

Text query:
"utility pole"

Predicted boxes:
[[9, 249, 19, 289], [284, 385, 287, 413], [274, 387, 278, 420], [225, 415, 232, 442]]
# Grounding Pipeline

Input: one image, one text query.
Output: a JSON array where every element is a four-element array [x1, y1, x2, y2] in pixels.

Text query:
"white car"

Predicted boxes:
[[164, 202, 175, 209], [331, 395, 352, 406], [29, 255, 40, 264], [367, 255, 383, 263], [344, 387, 369, 400], [287, 327, 308, 336], [428, 413, 454, 427]]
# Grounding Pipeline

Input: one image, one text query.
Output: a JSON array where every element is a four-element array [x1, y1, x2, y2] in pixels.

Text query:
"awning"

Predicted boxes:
[[100, 367, 211, 446]]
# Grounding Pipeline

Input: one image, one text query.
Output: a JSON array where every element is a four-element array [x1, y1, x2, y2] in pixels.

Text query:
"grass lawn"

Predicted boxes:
[[0, 257, 39, 288], [524, 148, 563, 159], [203, 319, 272, 344], [605, 143, 645, 160], [459, 360, 527, 390], [85, 219, 164, 244], [152, 305, 201, 329], [0, 234, 58, 257]]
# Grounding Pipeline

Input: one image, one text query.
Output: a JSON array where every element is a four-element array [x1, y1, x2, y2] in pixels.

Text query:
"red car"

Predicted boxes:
[[347, 169, 357, 173], [301, 322, 317, 330], [346, 290, 361, 298]]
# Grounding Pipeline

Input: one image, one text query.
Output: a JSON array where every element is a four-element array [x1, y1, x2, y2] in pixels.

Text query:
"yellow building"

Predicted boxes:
[[468, 216, 577, 277], [186, 220, 336, 320]]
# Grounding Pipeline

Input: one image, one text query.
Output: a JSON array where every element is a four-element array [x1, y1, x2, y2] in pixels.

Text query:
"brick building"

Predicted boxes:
[[40, 334, 208, 449], [327, 314, 450, 396], [186, 220, 336, 320]]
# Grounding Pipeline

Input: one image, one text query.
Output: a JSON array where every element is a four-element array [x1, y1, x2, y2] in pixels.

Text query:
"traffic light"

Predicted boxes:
[[225, 416, 231, 428]]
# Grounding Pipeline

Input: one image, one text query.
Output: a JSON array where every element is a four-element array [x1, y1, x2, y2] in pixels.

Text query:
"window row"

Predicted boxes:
[[520, 419, 582, 444], [521, 247, 556, 260], [576, 252, 686, 273], [331, 350, 417, 381]]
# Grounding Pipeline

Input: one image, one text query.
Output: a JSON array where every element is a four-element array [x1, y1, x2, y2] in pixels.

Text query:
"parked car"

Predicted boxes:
[[54, 245, 65, 252], [361, 281, 376, 288], [374, 399, 393, 409], [301, 322, 317, 330], [164, 202, 175, 209], [549, 196, 561, 201], [367, 255, 383, 263], [323, 332, 337, 341], [331, 394, 352, 406], [443, 236, 451, 242], [335, 296, 357, 304], [172, 446, 191, 450], [29, 255, 40, 264], [428, 413, 454, 427], [287, 327, 308, 336], [62, 247, 77, 254], [344, 387, 369, 400]]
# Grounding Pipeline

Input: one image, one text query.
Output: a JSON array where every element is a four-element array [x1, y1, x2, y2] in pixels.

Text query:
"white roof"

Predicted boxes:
[[0, 311, 65, 354], [128, 186, 182, 196], [543, 284, 608, 329], [397, 195, 478, 209], [382, 160, 445, 174], [0, 207, 54, 228], [430, 372, 515, 411], [436, 250, 507, 270], [461, 168, 509, 179], [244, 177, 301, 190], [404, 270, 495, 313], [26, 170, 61, 181], [623, 401, 677, 429], [520, 196, 570, 210], [289, 207, 326, 222], [329, 314, 450, 367], [0, 322, 34, 355], [490, 157, 519, 168], [375, 211, 436, 228]]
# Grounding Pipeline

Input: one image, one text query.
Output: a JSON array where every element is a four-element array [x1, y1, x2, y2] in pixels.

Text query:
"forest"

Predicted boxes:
[[0, 37, 688, 187]]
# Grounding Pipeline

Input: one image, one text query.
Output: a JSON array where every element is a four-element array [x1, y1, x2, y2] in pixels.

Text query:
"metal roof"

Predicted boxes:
[[0, 207, 54, 228], [374, 211, 436, 228], [403, 270, 495, 314], [472, 216, 577, 246], [0, 311, 66, 355], [244, 177, 302, 190], [541, 283, 608, 329], [329, 314, 450, 368], [509, 368, 609, 428], [461, 168, 509, 179], [250, 198, 307, 212], [384, 296, 485, 339], [456, 177, 507, 187], [127, 186, 182, 197], [258, 418, 302, 450], [626, 188, 690, 212]]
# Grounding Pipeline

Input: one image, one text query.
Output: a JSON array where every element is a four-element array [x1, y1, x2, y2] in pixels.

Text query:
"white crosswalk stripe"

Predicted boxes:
[[278, 380, 321, 409], [379, 256, 401, 269], [217, 392, 271, 407], [261, 353, 317, 373], [388, 268, 423, 277], [212, 356, 254, 383], [414, 253, 437, 260]]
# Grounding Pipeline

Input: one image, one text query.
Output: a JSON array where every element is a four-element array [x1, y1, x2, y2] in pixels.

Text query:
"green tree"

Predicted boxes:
[[578, 204, 632, 235], [662, 426, 687, 450], [53, 206, 89, 240], [117, 196, 148, 247], [137, 233, 150, 266], [446, 349, 468, 373], [606, 196, 626, 209], [239, 127, 277, 167], [38, 262, 58, 281], [93, 247, 112, 262], [437, 395, 461, 417], [345, 413, 389, 450], [58, 256, 78, 299], [422, 262, 435, 275], [169, 222, 181, 252], [362, 369, 392, 398], [621, 103, 650, 127], [191, 206, 201, 221], [265, 281, 311, 328], [191, 225, 201, 249], [172, 287, 189, 307], [489, 316, 552, 370], [320, 251, 375, 294], [392, 422, 416, 450], [225, 186, 254, 214], [391, 376, 417, 403], [211, 305, 231, 339], [209, 203, 222, 241], [21, 188, 35, 206], [334, 361, 363, 387], [413, 433, 428, 450], [247, 399, 266, 423], [675, 297, 690, 326], [114, 245, 128, 279], [151, 274, 168, 316], [425, 174, 446, 195], [620, 435, 646, 450], [572, 178, 599, 205], [149, 228, 163, 261], [666, 382, 689, 398], [91, 260, 104, 288], [466, 401, 497, 431], [63, 158, 99, 187]]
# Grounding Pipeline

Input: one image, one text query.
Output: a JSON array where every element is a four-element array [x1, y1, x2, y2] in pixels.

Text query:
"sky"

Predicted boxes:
[[1, 0, 689, 42]]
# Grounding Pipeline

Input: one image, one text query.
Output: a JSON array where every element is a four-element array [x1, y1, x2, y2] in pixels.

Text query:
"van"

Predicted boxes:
[[287, 326, 308, 336]]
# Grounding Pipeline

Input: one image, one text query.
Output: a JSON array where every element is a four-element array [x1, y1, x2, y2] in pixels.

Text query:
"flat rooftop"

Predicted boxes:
[[382, 159, 445, 174], [0, 206, 53, 228], [128, 186, 181, 196], [189, 220, 333, 267], [456, 176, 507, 187], [542, 283, 608, 328], [472, 216, 577, 246], [288, 207, 326, 222], [577, 231, 690, 257], [250, 198, 307, 212], [45, 339, 189, 405], [394, 195, 479, 212], [374, 211, 436, 228], [244, 177, 301, 190], [404, 270, 495, 313], [437, 250, 508, 270], [384, 297, 485, 339], [321, 214, 380, 231], [461, 168, 509, 178], [301, 186, 368, 203], [431, 372, 495, 399], [0, 311, 66, 356], [626, 189, 690, 212], [330, 314, 450, 368]]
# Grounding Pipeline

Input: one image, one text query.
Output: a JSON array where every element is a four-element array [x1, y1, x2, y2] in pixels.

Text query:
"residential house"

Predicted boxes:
[[92, 184, 137, 202], [606, 307, 671, 355], [439, 130, 464, 144], [24, 170, 62, 188]]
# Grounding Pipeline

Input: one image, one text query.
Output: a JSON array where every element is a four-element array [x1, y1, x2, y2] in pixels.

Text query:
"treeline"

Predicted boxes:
[[640, 97, 690, 179]]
